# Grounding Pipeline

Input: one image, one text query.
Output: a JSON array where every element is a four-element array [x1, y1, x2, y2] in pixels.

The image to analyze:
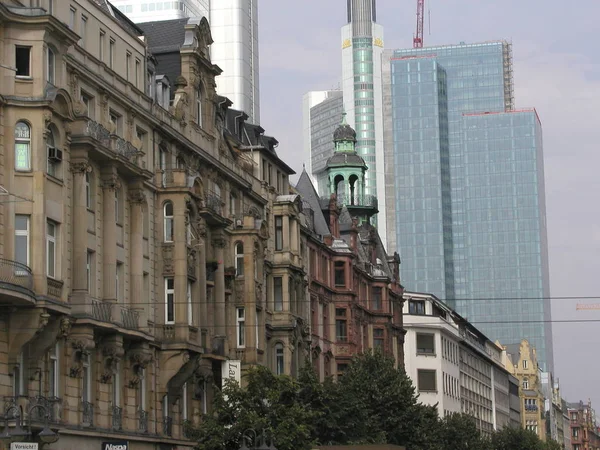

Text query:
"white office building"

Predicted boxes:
[[403, 291, 520, 434], [112, 0, 260, 123]]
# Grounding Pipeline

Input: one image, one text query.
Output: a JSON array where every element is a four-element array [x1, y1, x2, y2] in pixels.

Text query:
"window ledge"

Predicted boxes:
[[45, 173, 64, 186], [15, 76, 33, 82], [15, 170, 33, 176], [416, 352, 436, 357]]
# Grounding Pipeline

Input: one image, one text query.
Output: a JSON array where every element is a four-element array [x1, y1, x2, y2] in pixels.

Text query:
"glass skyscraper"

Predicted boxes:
[[382, 42, 553, 371]]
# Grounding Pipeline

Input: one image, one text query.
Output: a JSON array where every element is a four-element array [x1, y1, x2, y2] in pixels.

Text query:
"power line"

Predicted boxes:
[[24, 295, 600, 307], [4, 318, 600, 332]]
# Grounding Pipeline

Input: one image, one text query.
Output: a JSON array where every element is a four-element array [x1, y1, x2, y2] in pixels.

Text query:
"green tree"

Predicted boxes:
[[440, 413, 488, 450], [543, 439, 563, 450], [190, 365, 317, 450], [332, 350, 442, 450], [490, 426, 545, 450]]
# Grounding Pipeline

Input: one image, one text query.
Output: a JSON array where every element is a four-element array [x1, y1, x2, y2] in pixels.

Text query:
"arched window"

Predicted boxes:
[[196, 89, 202, 127], [275, 343, 284, 375], [47, 47, 55, 85], [14, 121, 31, 171], [164, 201, 174, 242], [234, 242, 244, 277]]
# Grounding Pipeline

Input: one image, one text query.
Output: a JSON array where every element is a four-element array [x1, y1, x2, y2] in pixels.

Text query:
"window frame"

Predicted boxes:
[[165, 277, 175, 324], [409, 300, 426, 315], [46, 220, 57, 279], [46, 127, 61, 178], [273, 276, 283, 312], [236, 307, 245, 348], [80, 15, 88, 47], [274, 216, 283, 250], [187, 279, 193, 326], [275, 343, 284, 375], [373, 328, 384, 349], [234, 242, 244, 277], [163, 201, 174, 242], [47, 46, 55, 84], [196, 88, 203, 127], [335, 308, 347, 342], [15, 214, 30, 268], [49, 342, 59, 398], [86, 251, 93, 293], [15, 45, 32, 78], [416, 333, 435, 355], [417, 369, 437, 392], [334, 261, 346, 287], [82, 351, 92, 402], [14, 121, 31, 171]]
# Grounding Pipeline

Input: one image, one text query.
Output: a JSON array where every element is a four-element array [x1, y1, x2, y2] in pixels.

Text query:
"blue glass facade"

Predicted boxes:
[[385, 42, 553, 371]]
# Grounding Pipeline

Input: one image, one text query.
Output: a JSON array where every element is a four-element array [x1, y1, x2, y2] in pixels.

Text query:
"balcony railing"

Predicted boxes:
[[120, 307, 139, 330], [319, 193, 378, 210], [204, 191, 222, 215], [82, 401, 94, 426], [139, 409, 148, 433], [28, 396, 61, 423], [91, 298, 112, 322], [112, 405, 123, 431], [163, 416, 173, 437], [0, 258, 33, 291], [525, 404, 539, 412]]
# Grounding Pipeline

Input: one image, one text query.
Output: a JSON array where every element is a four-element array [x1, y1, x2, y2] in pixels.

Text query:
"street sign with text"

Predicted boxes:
[[10, 444, 38, 450]]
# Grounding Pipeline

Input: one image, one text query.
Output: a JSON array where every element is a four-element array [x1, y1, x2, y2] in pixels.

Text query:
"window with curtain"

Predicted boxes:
[[14, 121, 31, 171]]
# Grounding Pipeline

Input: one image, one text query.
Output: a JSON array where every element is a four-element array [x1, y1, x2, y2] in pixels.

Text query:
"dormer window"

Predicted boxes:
[[155, 75, 171, 109], [409, 300, 426, 315]]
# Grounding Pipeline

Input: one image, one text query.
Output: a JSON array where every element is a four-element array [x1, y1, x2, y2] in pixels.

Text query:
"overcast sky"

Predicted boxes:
[[257, 0, 600, 407]]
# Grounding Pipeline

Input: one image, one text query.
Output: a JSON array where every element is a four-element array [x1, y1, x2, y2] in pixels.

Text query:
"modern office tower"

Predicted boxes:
[[303, 90, 344, 193], [382, 41, 553, 371], [114, 0, 260, 123], [112, 0, 209, 22], [340, 0, 387, 242]]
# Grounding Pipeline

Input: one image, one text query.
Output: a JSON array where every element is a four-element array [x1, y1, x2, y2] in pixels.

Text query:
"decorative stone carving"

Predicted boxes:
[[69, 69, 80, 98], [69, 161, 92, 174], [101, 174, 122, 191], [43, 110, 53, 127], [68, 337, 94, 378], [128, 188, 147, 205], [59, 317, 72, 338], [100, 343, 124, 384]]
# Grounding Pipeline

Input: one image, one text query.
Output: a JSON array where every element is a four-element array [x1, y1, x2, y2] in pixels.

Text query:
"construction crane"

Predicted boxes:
[[413, 0, 425, 48]]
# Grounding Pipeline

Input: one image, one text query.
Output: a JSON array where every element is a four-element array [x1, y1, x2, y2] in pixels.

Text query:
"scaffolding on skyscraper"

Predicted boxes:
[[503, 41, 515, 111]]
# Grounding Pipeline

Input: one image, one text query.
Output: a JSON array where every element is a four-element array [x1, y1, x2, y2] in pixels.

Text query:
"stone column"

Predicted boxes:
[[174, 198, 188, 340], [196, 220, 208, 337], [70, 161, 91, 292], [129, 187, 146, 326], [212, 230, 226, 353], [101, 168, 119, 302]]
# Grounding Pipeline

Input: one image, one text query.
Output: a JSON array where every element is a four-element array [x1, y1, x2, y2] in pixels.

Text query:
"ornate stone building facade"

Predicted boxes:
[[0, 1, 306, 449], [500, 339, 547, 441], [296, 117, 405, 380]]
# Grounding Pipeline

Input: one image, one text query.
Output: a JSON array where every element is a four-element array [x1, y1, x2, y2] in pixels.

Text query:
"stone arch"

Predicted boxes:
[[48, 88, 76, 121]]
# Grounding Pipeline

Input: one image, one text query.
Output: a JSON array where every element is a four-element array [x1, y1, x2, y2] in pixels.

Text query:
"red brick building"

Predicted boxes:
[[295, 116, 405, 380], [568, 400, 600, 450]]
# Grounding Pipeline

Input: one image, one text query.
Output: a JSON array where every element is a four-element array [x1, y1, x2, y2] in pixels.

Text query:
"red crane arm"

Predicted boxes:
[[413, 0, 424, 48]]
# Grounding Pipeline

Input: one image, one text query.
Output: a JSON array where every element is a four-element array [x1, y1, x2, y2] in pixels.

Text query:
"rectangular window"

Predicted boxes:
[[409, 300, 426, 315], [49, 342, 59, 397], [334, 261, 345, 287], [273, 277, 283, 312], [15, 215, 30, 268], [523, 360, 528, 369], [268, 164, 272, 185], [262, 159, 267, 181], [109, 110, 122, 135], [337, 364, 348, 379], [135, 59, 141, 88], [46, 220, 57, 278], [275, 344, 284, 375], [373, 328, 384, 349], [109, 38, 115, 69], [47, 47, 55, 84], [69, 7, 76, 29], [80, 15, 87, 47], [335, 309, 347, 342], [82, 352, 91, 402], [417, 369, 436, 392], [81, 92, 94, 119], [182, 382, 188, 421], [165, 278, 174, 324], [416, 333, 435, 355], [86, 251, 93, 293], [236, 307, 245, 348], [113, 360, 120, 407], [139, 367, 146, 410], [99, 30, 105, 61], [116, 262, 123, 301], [187, 280, 193, 326], [13, 353, 24, 396], [372, 287, 382, 310], [274, 216, 283, 250], [126, 52, 131, 81], [255, 308, 260, 349], [321, 256, 328, 282], [114, 189, 120, 223], [15, 46, 31, 78]]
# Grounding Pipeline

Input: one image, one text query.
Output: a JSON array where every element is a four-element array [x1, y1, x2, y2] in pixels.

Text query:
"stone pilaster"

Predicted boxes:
[[101, 167, 120, 302], [128, 187, 146, 325], [212, 230, 227, 353], [70, 161, 92, 292]]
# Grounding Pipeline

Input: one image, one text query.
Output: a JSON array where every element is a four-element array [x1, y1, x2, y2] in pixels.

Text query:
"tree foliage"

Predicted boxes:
[[189, 351, 559, 450]]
